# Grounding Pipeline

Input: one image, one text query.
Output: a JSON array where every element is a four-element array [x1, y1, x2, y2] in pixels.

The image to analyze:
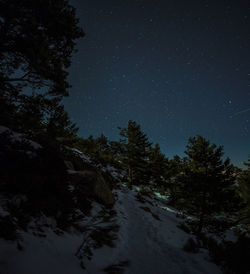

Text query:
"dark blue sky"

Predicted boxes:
[[64, 0, 250, 167]]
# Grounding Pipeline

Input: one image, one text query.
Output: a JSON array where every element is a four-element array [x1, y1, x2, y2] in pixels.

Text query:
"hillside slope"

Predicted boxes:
[[84, 185, 221, 274], [0, 128, 222, 273], [0, 185, 222, 274]]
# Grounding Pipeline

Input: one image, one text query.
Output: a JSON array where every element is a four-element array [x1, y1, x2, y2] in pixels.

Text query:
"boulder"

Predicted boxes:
[[70, 169, 115, 206], [93, 174, 115, 206]]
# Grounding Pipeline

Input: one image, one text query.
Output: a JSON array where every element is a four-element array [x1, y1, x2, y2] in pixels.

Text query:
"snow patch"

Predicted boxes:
[[0, 125, 42, 149]]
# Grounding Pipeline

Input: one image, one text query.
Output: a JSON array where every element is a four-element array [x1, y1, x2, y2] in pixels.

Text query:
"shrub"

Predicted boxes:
[[222, 235, 250, 274], [0, 131, 75, 230]]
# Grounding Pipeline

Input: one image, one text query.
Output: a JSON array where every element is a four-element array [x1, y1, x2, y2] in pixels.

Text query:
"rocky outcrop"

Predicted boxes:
[[69, 168, 115, 207]]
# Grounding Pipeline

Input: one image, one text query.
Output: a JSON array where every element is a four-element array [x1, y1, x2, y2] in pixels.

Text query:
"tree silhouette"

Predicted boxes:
[[148, 143, 168, 188], [178, 135, 242, 235], [119, 120, 152, 185], [0, 0, 84, 128]]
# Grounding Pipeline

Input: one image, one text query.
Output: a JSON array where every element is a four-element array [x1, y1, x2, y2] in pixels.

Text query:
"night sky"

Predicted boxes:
[[64, 0, 250, 167]]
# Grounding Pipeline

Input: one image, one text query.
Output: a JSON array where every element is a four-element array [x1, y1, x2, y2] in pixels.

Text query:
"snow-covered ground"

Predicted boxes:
[[0, 229, 84, 274], [0, 130, 222, 273], [0, 184, 222, 274], [0, 125, 41, 149], [84, 186, 221, 274]]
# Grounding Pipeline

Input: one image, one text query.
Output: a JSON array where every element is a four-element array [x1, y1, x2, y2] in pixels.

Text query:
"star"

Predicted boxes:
[[66, 0, 250, 168]]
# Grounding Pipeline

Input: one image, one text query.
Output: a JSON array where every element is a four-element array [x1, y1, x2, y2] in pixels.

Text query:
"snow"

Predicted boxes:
[[154, 191, 169, 200], [67, 169, 78, 174], [0, 138, 222, 274], [0, 184, 222, 274], [70, 147, 92, 163], [0, 230, 84, 274], [70, 147, 83, 155], [0, 125, 42, 149], [83, 186, 222, 274]]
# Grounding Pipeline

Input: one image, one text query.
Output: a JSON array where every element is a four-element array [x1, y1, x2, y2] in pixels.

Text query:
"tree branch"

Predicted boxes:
[[4, 77, 42, 85]]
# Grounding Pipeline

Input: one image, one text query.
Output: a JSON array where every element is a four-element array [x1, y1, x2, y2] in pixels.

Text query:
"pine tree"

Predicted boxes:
[[46, 103, 78, 145], [237, 155, 250, 229], [94, 134, 111, 166], [178, 135, 242, 235], [95, 134, 109, 152], [0, 0, 84, 98], [119, 120, 152, 185], [167, 155, 188, 204], [17, 94, 46, 134], [0, 0, 84, 130], [74, 134, 114, 166], [148, 143, 168, 189]]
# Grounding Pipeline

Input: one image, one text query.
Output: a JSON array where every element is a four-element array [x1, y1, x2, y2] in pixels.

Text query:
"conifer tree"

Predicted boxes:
[[0, 0, 84, 130], [0, 0, 84, 98], [148, 143, 168, 188], [167, 155, 188, 204], [96, 134, 109, 152], [94, 134, 112, 166], [178, 135, 242, 235], [74, 134, 114, 166], [17, 94, 46, 134], [237, 155, 250, 228], [76, 135, 96, 157], [119, 120, 152, 185], [46, 103, 78, 145]]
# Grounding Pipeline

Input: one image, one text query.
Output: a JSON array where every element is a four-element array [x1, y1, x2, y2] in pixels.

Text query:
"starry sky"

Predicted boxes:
[[64, 0, 250, 167]]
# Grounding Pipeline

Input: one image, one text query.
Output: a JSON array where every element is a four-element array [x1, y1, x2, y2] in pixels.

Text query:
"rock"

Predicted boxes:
[[69, 168, 115, 206], [93, 174, 115, 206], [63, 147, 88, 171]]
